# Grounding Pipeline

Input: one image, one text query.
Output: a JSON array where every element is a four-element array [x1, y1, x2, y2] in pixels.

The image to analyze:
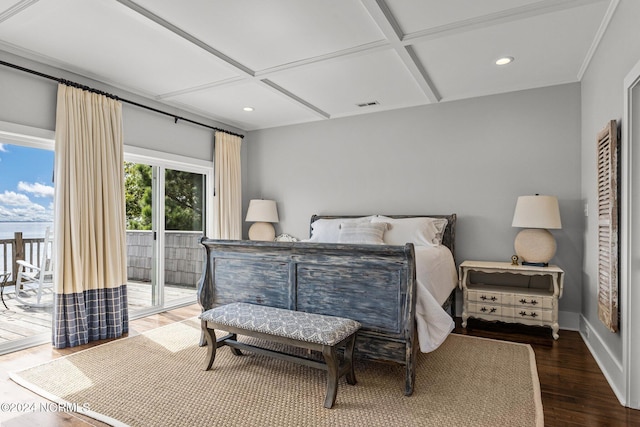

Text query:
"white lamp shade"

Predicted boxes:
[[245, 199, 279, 223], [512, 195, 561, 229]]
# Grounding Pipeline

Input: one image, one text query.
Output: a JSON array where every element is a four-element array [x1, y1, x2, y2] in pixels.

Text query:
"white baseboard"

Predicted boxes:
[[578, 315, 626, 406]]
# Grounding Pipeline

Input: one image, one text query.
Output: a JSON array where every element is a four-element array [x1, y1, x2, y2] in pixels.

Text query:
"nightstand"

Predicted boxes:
[[459, 260, 564, 339]]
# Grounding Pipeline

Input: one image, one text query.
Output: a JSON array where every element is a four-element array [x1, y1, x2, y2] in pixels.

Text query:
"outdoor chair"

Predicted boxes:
[[15, 227, 54, 307]]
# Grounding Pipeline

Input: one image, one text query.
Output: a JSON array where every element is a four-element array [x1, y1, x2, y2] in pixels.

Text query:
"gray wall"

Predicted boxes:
[[0, 51, 245, 161], [246, 83, 583, 318], [580, 0, 640, 402]]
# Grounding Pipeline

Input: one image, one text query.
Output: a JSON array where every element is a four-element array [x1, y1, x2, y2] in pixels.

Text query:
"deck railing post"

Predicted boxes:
[[13, 232, 24, 286]]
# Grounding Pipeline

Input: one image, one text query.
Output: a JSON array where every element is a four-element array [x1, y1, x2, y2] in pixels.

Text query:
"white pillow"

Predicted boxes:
[[337, 222, 387, 245], [371, 216, 448, 246], [307, 216, 375, 243]]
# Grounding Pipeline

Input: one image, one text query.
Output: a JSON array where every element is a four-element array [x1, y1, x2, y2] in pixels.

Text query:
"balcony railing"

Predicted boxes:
[[0, 231, 204, 287], [0, 233, 47, 286], [126, 230, 204, 286]]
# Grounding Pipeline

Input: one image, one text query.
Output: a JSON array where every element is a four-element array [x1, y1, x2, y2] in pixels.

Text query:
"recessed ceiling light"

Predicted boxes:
[[243, 107, 254, 112], [495, 57, 514, 66]]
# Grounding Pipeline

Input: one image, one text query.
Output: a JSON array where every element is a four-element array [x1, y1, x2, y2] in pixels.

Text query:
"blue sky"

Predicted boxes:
[[0, 141, 54, 222]]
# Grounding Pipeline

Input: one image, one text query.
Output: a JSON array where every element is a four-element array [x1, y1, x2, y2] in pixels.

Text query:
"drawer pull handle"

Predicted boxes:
[[519, 311, 539, 318], [480, 295, 487, 300], [490, 296, 497, 301], [519, 298, 539, 305], [481, 306, 487, 312], [490, 307, 497, 313]]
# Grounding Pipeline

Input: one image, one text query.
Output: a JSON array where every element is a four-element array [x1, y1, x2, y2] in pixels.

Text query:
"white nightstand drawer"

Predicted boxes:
[[513, 294, 554, 310], [468, 301, 504, 316], [467, 289, 504, 304], [514, 308, 553, 323], [467, 303, 516, 321]]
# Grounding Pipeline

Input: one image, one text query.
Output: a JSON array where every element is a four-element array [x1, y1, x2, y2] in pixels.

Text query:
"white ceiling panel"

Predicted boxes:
[[131, 0, 386, 72], [0, 0, 25, 15], [0, 0, 616, 131], [386, 0, 542, 35], [167, 81, 322, 131], [269, 49, 428, 117], [0, 0, 240, 95], [410, 1, 610, 101]]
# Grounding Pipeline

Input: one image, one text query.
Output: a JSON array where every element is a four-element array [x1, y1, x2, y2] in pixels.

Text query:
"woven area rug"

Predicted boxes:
[[10, 319, 543, 427]]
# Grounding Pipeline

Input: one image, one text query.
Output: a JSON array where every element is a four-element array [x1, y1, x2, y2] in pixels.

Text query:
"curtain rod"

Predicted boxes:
[[0, 59, 244, 139]]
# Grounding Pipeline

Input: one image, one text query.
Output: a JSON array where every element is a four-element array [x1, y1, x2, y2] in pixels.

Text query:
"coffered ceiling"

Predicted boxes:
[[0, 0, 616, 131]]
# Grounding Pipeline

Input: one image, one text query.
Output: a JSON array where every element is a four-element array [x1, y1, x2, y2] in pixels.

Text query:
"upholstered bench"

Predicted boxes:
[[199, 302, 361, 408]]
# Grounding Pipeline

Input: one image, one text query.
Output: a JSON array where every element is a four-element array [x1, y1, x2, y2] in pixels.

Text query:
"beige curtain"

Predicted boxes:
[[53, 84, 128, 348], [213, 131, 242, 239]]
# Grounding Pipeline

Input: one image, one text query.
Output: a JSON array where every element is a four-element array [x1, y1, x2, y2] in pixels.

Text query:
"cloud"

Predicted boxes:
[[0, 206, 52, 222], [17, 181, 54, 198], [0, 191, 53, 222], [0, 143, 6, 152], [0, 191, 32, 206]]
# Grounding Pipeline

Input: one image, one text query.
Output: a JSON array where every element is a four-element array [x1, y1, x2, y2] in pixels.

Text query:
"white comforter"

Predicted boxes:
[[414, 245, 458, 352]]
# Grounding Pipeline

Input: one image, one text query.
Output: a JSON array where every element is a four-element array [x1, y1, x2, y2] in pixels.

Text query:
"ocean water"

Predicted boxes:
[[0, 222, 53, 271], [0, 222, 53, 240]]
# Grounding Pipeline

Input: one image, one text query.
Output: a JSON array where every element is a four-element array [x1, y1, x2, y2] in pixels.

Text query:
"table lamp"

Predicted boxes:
[[246, 199, 279, 241], [512, 194, 562, 266]]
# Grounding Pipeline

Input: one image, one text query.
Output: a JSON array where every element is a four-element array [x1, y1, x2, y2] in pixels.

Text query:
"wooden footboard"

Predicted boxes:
[[197, 239, 418, 395]]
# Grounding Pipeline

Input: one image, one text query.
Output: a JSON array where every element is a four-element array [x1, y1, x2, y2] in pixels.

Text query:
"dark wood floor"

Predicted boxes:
[[1, 305, 639, 426]]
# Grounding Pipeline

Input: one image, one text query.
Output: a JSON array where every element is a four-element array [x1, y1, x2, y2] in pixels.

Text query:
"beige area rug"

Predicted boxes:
[[10, 319, 543, 427]]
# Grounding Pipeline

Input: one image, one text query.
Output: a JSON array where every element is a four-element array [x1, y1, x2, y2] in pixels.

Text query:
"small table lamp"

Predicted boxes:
[[512, 195, 562, 266], [246, 199, 279, 241]]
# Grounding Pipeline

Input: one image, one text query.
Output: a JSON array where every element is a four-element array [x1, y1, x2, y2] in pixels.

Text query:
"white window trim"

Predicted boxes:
[[0, 121, 54, 149], [622, 58, 640, 409]]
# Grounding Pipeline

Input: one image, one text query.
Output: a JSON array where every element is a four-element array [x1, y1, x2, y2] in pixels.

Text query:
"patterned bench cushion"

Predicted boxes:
[[199, 302, 361, 346]]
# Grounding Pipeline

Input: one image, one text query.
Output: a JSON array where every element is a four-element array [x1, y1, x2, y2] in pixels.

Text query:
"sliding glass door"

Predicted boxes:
[[163, 168, 206, 306], [124, 161, 158, 310], [125, 153, 212, 315], [0, 129, 55, 355]]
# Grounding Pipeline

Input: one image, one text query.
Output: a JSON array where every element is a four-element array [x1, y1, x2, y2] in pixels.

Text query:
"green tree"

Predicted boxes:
[[124, 163, 204, 231], [124, 162, 152, 230], [164, 169, 203, 231]]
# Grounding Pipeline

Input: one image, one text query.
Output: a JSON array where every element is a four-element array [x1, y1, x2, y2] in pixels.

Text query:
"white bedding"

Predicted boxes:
[[304, 215, 458, 353], [414, 245, 458, 352]]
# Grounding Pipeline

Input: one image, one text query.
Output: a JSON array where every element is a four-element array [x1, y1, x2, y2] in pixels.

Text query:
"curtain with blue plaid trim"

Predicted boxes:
[[52, 84, 128, 348]]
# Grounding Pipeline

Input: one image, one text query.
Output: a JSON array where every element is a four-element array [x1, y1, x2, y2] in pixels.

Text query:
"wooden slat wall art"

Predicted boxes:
[[597, 119, 619, 332]]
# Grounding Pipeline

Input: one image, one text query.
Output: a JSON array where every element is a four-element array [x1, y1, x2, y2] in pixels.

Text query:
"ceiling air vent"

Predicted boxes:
[[356, 101, 379, 108]]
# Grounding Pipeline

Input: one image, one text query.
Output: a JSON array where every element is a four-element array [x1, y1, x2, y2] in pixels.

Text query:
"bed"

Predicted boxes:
[[197, 214, 457, 395]]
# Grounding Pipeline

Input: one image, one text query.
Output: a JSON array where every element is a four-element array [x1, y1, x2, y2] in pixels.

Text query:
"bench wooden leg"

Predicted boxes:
[[344, 334, 357, 386], [201, 320, 217, 371], [322, 345, 339, 409], [228, 333, 243, 356]]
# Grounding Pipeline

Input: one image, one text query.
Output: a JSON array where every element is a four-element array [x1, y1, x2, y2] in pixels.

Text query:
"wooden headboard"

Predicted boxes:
[[310, 214, 457, 262]]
